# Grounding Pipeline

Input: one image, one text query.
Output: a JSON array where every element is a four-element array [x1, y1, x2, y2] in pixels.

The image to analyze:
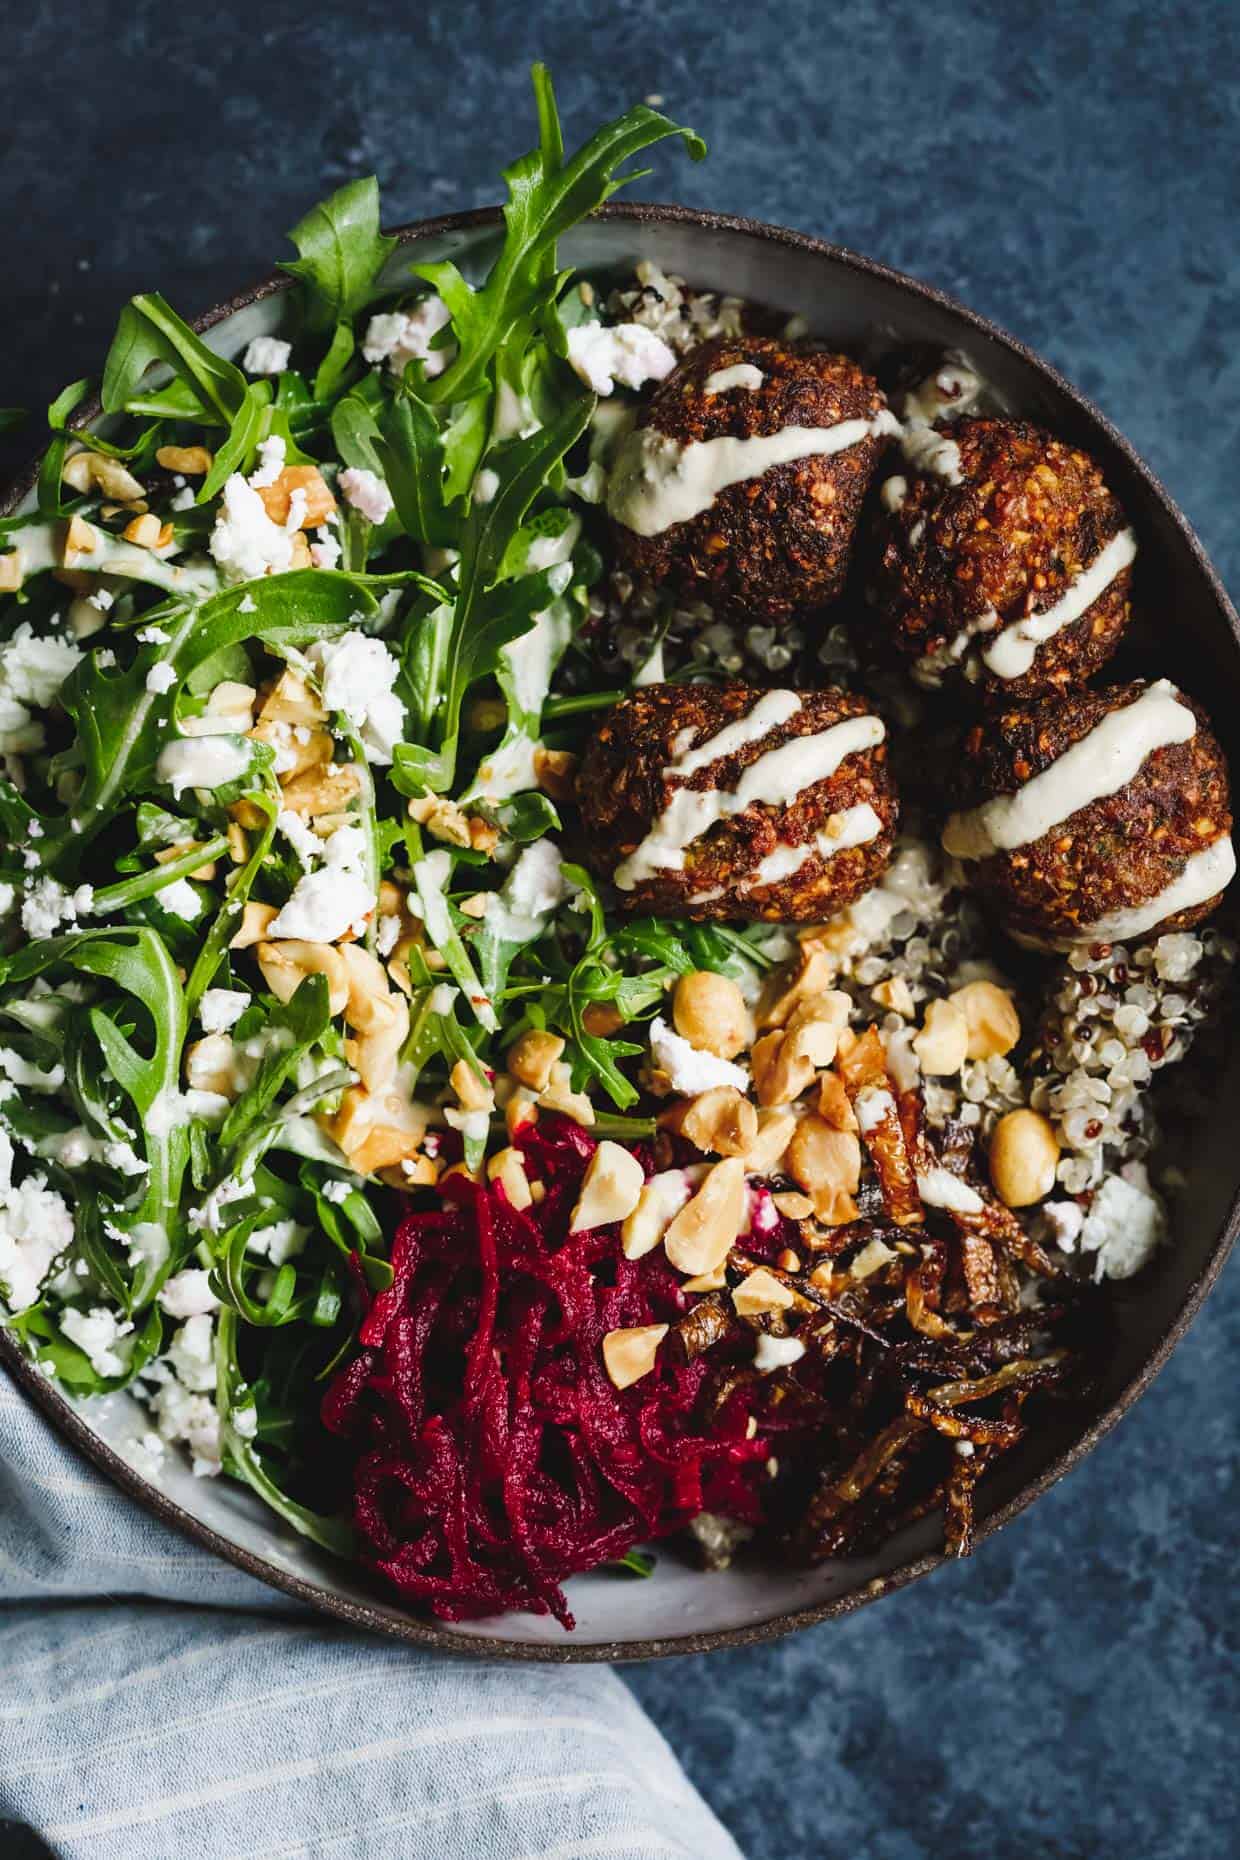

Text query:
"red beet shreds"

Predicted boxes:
[[321, 1118, 772, 1628]]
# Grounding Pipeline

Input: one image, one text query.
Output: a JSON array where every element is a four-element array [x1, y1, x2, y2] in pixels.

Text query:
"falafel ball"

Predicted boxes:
[[576, 682, 899, 922], [942, 678, 1235, 947], [606, 335, 895, 625], [868, 416, 1135, 699]]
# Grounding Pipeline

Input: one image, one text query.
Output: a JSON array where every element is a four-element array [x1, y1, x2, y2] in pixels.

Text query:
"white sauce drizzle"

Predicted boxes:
[[982, 529, 1138, 681], [615, 711, 886, 890], [607, 409, 900, 538], [692, 803, 883, 903], [668, 690, 801, 777], [1073, 836, 1236, 944], [703, 364, 764, 396], [942, 680, 1196, 861]]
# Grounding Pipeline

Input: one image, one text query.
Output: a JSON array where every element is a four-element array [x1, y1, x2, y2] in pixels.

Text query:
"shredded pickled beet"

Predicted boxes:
[[322, 1117, 776, 1628]]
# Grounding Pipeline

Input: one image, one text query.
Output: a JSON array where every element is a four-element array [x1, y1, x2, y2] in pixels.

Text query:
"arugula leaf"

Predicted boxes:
[[282, 176, 396, 333], [0, 928, 190, 1308], [43, 570, 380, 866], [373, 390, 453, 547], [417, 67, 703, 406], [102, 293, 249, 423], [197, 380, 273, 502], [393, 396, 592, 792]]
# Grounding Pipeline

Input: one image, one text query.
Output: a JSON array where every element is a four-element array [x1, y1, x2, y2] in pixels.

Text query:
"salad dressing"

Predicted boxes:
[[1075, 836, 1236, 943]]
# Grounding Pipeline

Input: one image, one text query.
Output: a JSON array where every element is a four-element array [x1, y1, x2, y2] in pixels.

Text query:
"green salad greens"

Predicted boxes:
[[0, 69, 781, 1543]]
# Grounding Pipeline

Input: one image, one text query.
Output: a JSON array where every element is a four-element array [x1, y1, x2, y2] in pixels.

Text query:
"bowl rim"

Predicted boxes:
[[2, 197, 1237, 1663]]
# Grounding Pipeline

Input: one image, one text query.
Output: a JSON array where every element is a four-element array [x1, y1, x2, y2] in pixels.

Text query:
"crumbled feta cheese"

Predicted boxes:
[[199, 988, 249, 1034], [156, 735, 251, 798], [1, 623, 84, 707], [21, 877, 93, 939], [167, 1312, 217, 1392], [754, 1334, 806, 1374], [158, 1269, 220, 1319], [150, 1377, 222, 1477], [249, 435, 287, 488], [565, 320, 677, 396], [1039, 1198, 1086, 1253], [322, 1179, 352, 1204], [277, 808, 326, 866], [473, 468, 500, 504], [362, 296, 453, 377], [186, 1175, 247, 1233], [247, 1219, 309, 1266], [158, 878, 201, 921], [60, 1305, 133, 1378], [170, 485, 196, 511], [0, 1135, 75, 1311], [241, 335, 292, 376], [376, 912, 402, 957], [309, 528, 341, 571], [209, 474, 294, 582], [267, 822, 375, 942], [649, 1016, 749, 1094], [0, 1047, 64, 1092], [136, 623, 171, 644], [306, 631, 404, 764], [1079, 1173, 1166, 1280], [337, 467, 394, 524]]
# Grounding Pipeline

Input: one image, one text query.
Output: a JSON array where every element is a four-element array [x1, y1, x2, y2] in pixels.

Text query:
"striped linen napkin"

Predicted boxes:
[[0, 1373, 742, 1860]]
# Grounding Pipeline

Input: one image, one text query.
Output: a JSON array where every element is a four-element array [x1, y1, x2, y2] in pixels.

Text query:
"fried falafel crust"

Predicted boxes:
[[954, 682, 1233, 943], [611, 335, 892, 624], [577, 682, 899, 923], [869, 417, 1133, 699]]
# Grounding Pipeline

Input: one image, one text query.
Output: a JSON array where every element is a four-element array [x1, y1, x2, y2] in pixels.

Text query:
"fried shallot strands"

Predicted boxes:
[[838, 1026, 923, 1228]]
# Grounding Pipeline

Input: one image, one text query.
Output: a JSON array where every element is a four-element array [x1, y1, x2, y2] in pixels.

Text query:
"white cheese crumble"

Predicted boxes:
[[199, 988, 249, 1034], [1078, 1172, 1167, 1280], [0, 1131, 76, 1311], [266, 822, 375, 943], [166, 1312, 217, 1392], [241, 335, 292, 376], [21, 877, 93, 939], [309, 529, 341, 571], [337, 466, 394, 524], [150, 1377, 222, 1477], [158, 878, 201, 921], [306, 631, 404, 764], [208, 474, 294, 582], [61, 1305, 133, 1377], [565, 321, 677, 396], [649, 1016, 749, 1094], [144, 661, 177, 695], [362, 296, 453, 377], [249, 435, 287, 488], [247, 1219, 309, 1266], [157, 1268, 220, 1319], [754, 1334, 806, 1374]]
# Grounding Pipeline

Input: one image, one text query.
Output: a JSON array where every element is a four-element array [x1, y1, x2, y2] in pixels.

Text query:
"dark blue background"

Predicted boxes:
[[5, 4, 1237, 1854]]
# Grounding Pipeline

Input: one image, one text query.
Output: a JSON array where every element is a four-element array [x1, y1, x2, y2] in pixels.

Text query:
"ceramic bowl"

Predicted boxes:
[[2, 202, 1237, 1660]]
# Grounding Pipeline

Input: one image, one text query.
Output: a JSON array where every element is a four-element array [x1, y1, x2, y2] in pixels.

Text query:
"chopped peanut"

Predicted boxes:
[[507, 1029, 565, 1093], [62, 450, 146, 502], [743, 1109, 796, 1174], [582, 1001, 625, 1037], [0, 551, 21, 592], [989, 1109, 1059, 1208], [873, 976, 915, 1017], [759, 940, 837, 1029], [155, 444, 214, 475], [569, 1139, 645, 1232], [602, 1324, 668, 1390], [256, 939, 349, 1016], [621, 1169, 690, 1260], [663, 1156, 747, 1276], [751, 1030, 814, 1108], [732, 1266, 795, 1318], [773, 1190, 814, 1221], [913, 997, 970, 1076], [450, 1056, 495, 1115], [230, 901, 277, 949], [533, 747, 577, 801], [486, 1145, 534, 1212], [816, 1070, 857, 1132], [950, 979, 1021, 1060], [64, 513, 98, 558], [679, 1085, 757, 1158], [255, 464, 336, 529], [787, 1115, 861, 1226], [672, 970, 751, 1059], [123, 512, 164, 550]]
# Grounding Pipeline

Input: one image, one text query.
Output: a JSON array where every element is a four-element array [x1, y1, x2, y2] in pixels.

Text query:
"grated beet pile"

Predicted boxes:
[[322, 1117, 775, 1628]]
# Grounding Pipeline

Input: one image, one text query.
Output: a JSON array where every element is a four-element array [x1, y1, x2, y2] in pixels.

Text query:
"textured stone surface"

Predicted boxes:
[[3, 2, 1237, 1854]]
